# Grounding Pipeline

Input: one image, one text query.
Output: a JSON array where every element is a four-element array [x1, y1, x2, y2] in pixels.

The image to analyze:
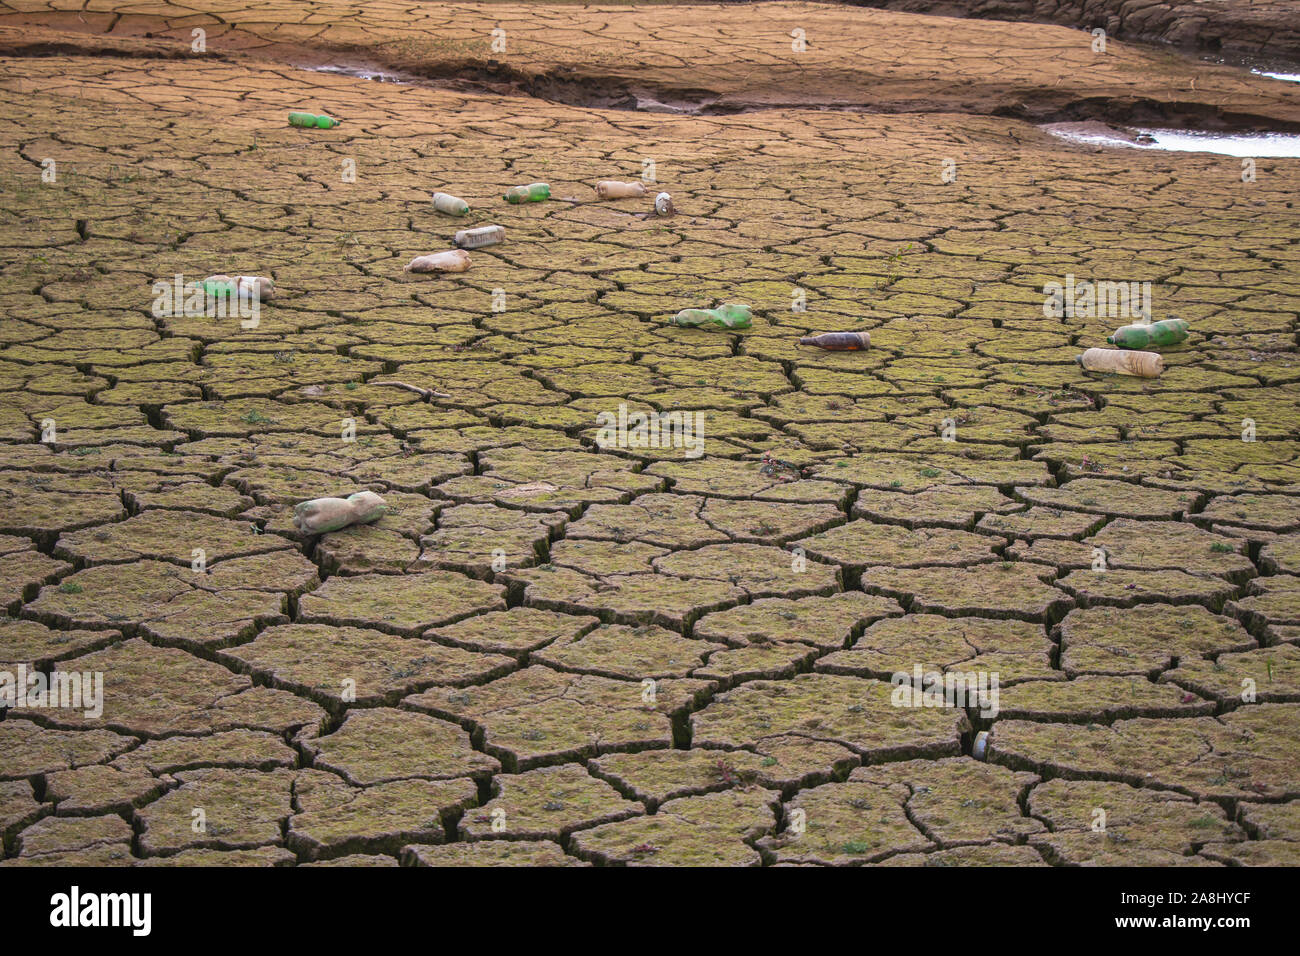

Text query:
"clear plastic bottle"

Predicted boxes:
[[405, 250, 471, 273], [1076, 347, 1163, 377], [595, 180, 647, 199], [454, 226, 505, 249], [293, 491, 388, 534], [432, 192, 470, 216]]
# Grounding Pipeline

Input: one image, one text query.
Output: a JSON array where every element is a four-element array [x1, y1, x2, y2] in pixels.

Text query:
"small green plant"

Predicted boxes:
[[58, 581, 83, 594], [873, 242, 916, 289]]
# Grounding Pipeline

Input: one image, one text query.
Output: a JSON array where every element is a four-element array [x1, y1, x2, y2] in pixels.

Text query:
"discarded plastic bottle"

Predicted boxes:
[[405, 250, 471, 273], [1107, 316, 1189, 349], [595, 180, 647, 199], [293, 491, 388, 535], [432, 192, 470, 216], [504, 183, 550, 203], [454, 225, 505, 249], [1076, 347, 1163, 378], [288, 112, 340, 129], [670, 302, 752, 330], [799, 331, 870, 350], [202, 275, 275, 301]]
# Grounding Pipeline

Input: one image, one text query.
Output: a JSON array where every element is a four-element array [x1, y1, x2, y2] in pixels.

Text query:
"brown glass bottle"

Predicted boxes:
[[798, 331, 871, 350]]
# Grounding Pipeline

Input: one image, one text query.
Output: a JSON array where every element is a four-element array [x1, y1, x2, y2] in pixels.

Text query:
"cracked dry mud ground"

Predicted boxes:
[[1, 2, 1299, 869]]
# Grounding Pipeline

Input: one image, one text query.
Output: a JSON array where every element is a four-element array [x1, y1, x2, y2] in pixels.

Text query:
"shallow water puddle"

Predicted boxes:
[[305, 64, 410, 84], [1137, 128, 1300, 157], [1042, 122, 1300, 158], [1254, 69, 1300, 84]]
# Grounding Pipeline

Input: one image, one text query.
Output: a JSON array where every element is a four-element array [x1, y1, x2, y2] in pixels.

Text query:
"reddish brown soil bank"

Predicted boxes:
[[847, 0, 1300, 61]]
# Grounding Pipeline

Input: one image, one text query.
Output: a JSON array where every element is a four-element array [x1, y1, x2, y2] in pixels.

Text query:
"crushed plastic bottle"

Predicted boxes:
[[405, 250, 471, 273], [595, 180, 647, 199], [504, 183, 550, 204], [1106, 316, 1189, 349], [288, 112, 340, 129], [453, 225, 505, 249], [432, 192, 470, 216], [670, 302, 752, 330], [1076, 347, 1164, 378], [799, 332, 870, 350], [292, 491, 388, 534], [202, 275, 275, 301]]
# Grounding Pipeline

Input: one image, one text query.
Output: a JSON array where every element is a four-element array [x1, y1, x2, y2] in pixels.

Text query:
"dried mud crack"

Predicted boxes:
[[0, 0, 1298, 868]]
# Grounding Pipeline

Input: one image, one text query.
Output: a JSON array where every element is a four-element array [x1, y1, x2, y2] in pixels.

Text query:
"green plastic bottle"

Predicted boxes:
[[1107, 317, 1189, 349], [288, 112, 340, 129], [504, 183, 550, 203], [670, 302, 752, 330], [202, 277, 236, 298]]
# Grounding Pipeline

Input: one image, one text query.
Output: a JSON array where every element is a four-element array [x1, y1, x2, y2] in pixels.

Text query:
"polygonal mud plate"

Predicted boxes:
[[860, 563, 1071, 620], [54, 510, 292, 566], [425, 606, 600, 656], [848, 757, 1043, 847], [1160, 643, 1300, 705], [1027, 778, 1243, 861], [301, 708, 500, 785], [816, 613, 1056, 685], [993, 675, 1214, 721], [1015, 479, 1197, 519], [296, 570, 505, 635], [405, 665, 710, 771], [758, 779, 928, 865], [693, 591, 902, 650], [1053, 567, 1238, 608], [43, 765, 167, 816], [795, 519, 999, 570], [288, 771, 478, 860], [691, 672, 967, 759], [218, 623, 515, 710], [459, 763, 644, 840], [507, 564, 747, 630], [137, 768, 295, 856], [8, 637, 325, 737], [110, 729, 298, 775], [570, 788, 780, 866], [874, 844, 1047, 866], [1057, 604, 1255, 677], [532, 623, 724, 680], [402, 840, 587, 866], [989, 704, 1300, 800]]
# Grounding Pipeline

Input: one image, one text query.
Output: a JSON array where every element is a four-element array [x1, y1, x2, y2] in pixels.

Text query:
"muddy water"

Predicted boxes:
[[1042, 121, 1300, 157]]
